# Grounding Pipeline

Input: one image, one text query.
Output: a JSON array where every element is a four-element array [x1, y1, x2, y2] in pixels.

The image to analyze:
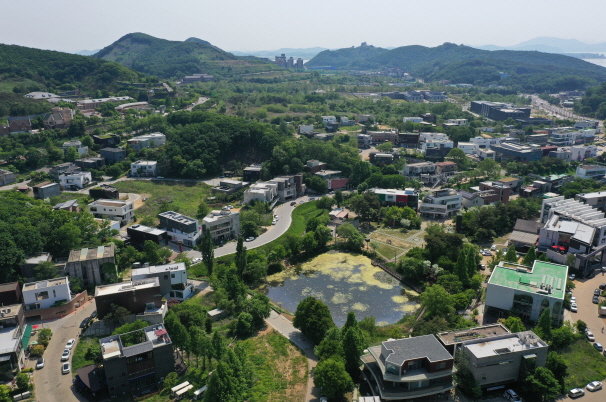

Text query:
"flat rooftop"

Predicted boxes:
[[68, 244, 115, 262], [488, 260, 568, 300], [23, 277, 68, 292], [90, 199, 130, 207], [464, 331, 546, 359], [94, 277, 159, 297], [158, 211, 198, 224], [100, 323, 171, 360], [127, 224, 166, 236], [436, 324, 510, 346], [131, 262, 185, 277], [0, 304, 22, 320]]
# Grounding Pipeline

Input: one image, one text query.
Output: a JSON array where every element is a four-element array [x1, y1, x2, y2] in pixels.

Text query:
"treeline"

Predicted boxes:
[[575, 81, 606, 118]]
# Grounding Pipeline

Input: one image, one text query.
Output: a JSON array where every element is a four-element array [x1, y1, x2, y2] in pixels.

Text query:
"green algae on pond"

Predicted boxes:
[[266, 252, 420, 327]]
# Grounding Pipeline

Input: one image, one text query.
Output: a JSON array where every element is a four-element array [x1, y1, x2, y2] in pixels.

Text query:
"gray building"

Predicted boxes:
[[32, 182, 61, 199], [99, 148, 127, 164], [100, 323, 175, 398], [0, 304, 26, 375], [0, 169, 16, 186], [65, 244, 116, 287]]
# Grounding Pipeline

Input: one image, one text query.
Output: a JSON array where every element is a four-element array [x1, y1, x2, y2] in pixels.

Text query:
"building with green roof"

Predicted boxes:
[[485, 260, 567, 325]]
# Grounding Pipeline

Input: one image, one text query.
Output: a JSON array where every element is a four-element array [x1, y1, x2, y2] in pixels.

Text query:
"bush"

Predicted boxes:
[[37, 328, 52, 347], [29, 344, 45, 357]]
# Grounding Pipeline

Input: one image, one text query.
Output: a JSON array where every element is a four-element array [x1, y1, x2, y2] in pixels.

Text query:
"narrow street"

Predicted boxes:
[[32, 300, 96, 402]]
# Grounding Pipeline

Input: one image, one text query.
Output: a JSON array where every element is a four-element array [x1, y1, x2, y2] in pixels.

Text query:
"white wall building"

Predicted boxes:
[[89, 199, 135, 226], [418, 188, 462, 218], [419, 132, 450, 142], [130, 160, 158, 177], [445, 119, 468, 126], [244, 182, 279, 204], [576, 165, 606, 179], [22, 277, 71, 310], [127, 132, 166, 151], [457, 142, 478, 155], [403, 116, 423, 123], [158, 211, 201, 247], [131, 262, 193, 300], [59, 171, 92, 190], [470, 136, 503, 149], [321, 116, 337, 125], [202, 210, 241, 242]]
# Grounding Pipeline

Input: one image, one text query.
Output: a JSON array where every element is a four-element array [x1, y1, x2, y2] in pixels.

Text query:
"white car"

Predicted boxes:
[[569, 388, 585, 398], [245, 237, 255, 242], [192, 257, 203, 264], [586, 381, 602, 392], [61, 362, 70, 374], [61, 349, 70, 361], [571, 296, 576, 303], [36, 357, 45, 369], [587, 331, 596, 342], [570, 303, 578, 313], [569, 274, 576, 280], [491, 244, 497, 251], [65, 338, 75, 350], [271, 220, 277, 225]]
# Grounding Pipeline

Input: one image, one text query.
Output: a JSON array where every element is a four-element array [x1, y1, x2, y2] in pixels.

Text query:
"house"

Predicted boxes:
[[59, 171, 92, 190], [470, 101, 531, 121], [53, 199, 81, 212], [398, 133, 420, 149], [491, 142, 542, 162], [65, 244, 116, 287], [131, 262, 193, 301], [0, 282, 22, 305], [361, 335, 455, 400], [402, 117, 424, 124], [460, 191, 485, 209], [470, 136, 503, 149], [49, 162, 81, 179], [419, 189, 462, 219], [315, 170, 348, 191], [158, 211, 201, 247], [265, 175, 305, 201], [92, 134, 121, 147], [32, 182, 61, 199], [130, 161, 158, 177], [211, 179, 249, 194], [75, 157, 105, 170], [456, 142, 477, 155], [62, 140, 88, 157], [0, 304, 26, 374], [243, 182, 278, 204], [77, 96, 133, 111], [181, 73, 213, 83], [369, 153, 395, 165], [457, 331, 548, 390], [444, 118, 468, 126], [7, 116, 33, 133], [421, 139, 454, 161], [436, 324, 511, 354], [340, 116, 354, 126], [298, 125, 316, 136], [100, 323, 175, 398], [357, 134, 372, 148], [479, 181, 512, 203], [115, 102, 151, 112], [371, 188, 419, 210], [357, 114, 374, 123], [89, 199, 134, 226], [321, 116, 338, 130], [368, 130, 399, 144], [127, 133, 166, 151], [576, 165, 606, 180], [509, 219, 540, 250], [243, 165, 262, 182], [127, 224, 169, 247], [0, 169, 16, 186], [94, 278, 162, 317], [485, 260, 567, 325], [403, 162, 437, 185], [22, 277, 71, 311], [99, 147, 126, 164], [202, 210, 240, 243], [306, 160, 328, 173], [577, 191, 606, 212], [89, 184, 119, 200]]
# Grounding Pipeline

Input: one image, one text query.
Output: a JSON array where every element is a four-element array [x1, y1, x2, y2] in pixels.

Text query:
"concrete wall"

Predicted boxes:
[[23, 291, 88, 321]]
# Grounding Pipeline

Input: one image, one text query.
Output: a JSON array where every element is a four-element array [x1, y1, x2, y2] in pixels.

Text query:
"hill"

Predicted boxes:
[[0, 43, 146, 94], [306, 43, 606, 91], [479, 37, 606, 53], [95, 33, 280, 78], [231, 47, 328, 60]]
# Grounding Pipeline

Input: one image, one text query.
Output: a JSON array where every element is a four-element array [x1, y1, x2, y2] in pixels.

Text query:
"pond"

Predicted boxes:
[[266, 252, 420, 327]]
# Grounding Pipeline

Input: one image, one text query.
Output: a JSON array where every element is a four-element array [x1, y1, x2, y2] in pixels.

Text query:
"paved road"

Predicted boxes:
[[530, 94, 601, 125], [265, 310, 319, 401], [32, 300, 96, 402], [187, 196, 310, 259], [185, 96, 209, 111]]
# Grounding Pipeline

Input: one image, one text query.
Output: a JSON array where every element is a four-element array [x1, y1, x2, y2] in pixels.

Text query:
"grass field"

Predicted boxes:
[[560, 338, 606, 389], [71, 337, 100, 373], [241, 330, 308, 402], [49, 192, 92, 207], [368, 227, 424, 261], [113, 180, 211, 225]]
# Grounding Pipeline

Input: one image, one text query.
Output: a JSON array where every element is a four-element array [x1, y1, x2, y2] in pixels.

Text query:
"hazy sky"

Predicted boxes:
[[2, 0, 605, 52]]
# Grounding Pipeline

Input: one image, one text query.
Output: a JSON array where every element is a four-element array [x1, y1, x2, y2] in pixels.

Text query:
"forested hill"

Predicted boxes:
[[94, 33, 280, 78], [0, 43, 146, 93], [307, 43, 606, 91]]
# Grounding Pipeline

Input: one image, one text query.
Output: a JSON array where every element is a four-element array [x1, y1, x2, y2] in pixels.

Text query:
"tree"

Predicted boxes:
[[550, 325, 575, 350], [235, 236, 247, 278], [211, 331, 226, 360], [335, 190, 344, 207], [33, 261, 58, 281], [523, 246, 537, 266], [446, 148, 468, 169], [196, 201, 210, 219], [293, 297, 335, 345], [301, 231, 318, 254], [313, 358, 354, 399], [524, 367, 560, 402], [142, 241, 170, 265], [376, 141, 394, 152], [342, 316, 366, 378], [15, 372, 30, 392], [504, 246, 518, 263], [316, 196, 334, 210], [244, 293, 271, 329], [164, 311, 191, 352], [536, 308, 552, 339], [315, 327, 343, 360], [314, 225, 332, 249], [235, 312, 254, 337], [546, 351, 567, 392], [421, 285, 455, 319], [576, 320, 587, 333], [200, 227, 214, 276], [0, 385, 12, 402], [204, 361, 244, 402], [38, 328, 52, 346], [501, 316, 525, 333], [336, 223, 365, 252]]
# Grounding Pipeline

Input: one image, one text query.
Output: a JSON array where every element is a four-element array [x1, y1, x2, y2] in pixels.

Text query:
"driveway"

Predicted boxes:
[[187, 196, 310, 259], [32, 300, 96, 402]]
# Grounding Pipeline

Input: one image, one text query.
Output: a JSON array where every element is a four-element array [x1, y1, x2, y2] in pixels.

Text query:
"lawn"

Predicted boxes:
[[241, 330, 308, 402], [71, 337, 100, 373], [49, 192, 92, 207], [370, 240, 403, 262], [113, 180, 211, 225], [368, 227, 425, 261], [560, 338, 606, 389]]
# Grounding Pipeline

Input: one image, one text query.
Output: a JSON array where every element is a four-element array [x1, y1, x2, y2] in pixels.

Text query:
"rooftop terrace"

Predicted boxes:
[[488, 260, 568, 300]]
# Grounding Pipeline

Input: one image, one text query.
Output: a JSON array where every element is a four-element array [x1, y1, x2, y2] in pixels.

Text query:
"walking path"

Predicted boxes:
[[265, 310, 320, 402]]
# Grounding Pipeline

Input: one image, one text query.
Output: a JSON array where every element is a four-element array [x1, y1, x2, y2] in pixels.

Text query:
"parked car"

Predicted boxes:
[[61, 362, 70, 374], [65, 339, 75, 350], [571, 303, 578, 313], [568, 388, 585, 398], [503, 389, 522, 402], [587, 331, 595, 342], [245, 237, 255, 242], [271, 219, 277, 225], [491, 244, 497, 251], [595, 289, 602, 296], [36, 357, 44, 369], [79, 317, 91, 329], [571, 296, 576, 303], [61, 349, 70, 361], [594, 342, 603, 351], [593, 296, 600, 304], [569, 274, 576, 280], [290, 202, 296, 206], [600, 283, 606, 290], [586, 381, 602, 392], [481, 250, 491, 256], [90, 310, 97, 319]]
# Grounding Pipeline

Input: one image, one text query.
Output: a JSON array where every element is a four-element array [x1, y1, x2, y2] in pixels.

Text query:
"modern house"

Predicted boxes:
[[99, 147, 126, 164], [243, 182, 278, 204], [62, 140, 88, 157], [89, 184, 120, 200], [509, 219, 541, 250], [32, 182, 61, 199], [457, 331, 548, 390], [100, 323, 175, 398], [244, 175, 305, 203], [127, 224, 169, 248], [314, 170, 349, 191], [127, 133, 166, 151], [49, 162, 81, 179], [0, 282, 22, 306], [491, 142, 542, 162], [485, 260, 567, 325], [74, 157, 105, 170], [59, 171, 92, 190], [211, 179, 249, 194], [94, 278, 162, 317], [361, 335, 455, 400], [65, 244, 116, 287], [576, 165, 606, 180], [418, 189, 462, 219], [130, 161, 158, 177], [456, 142, 477, 155], [243, 165, 262, 182], [470, 101, 531, 121], [22, 277, 71, 310], [0, 304, 26, 375], [158, 211, 201, 247], [202, 210, 240, 243], [577, 191, 606, 213], [371, 188, 419, 210], [89, 199, 135, 226], [436, 324, 511, 355], [0, 169, 16, 186], [131, 263, 193, 301]]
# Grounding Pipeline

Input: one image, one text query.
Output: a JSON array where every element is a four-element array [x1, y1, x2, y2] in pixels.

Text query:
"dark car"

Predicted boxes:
[[290, 202, 296, 206], [79, 317, 91, 329], [90, 310, 97, 319], [594, 289, 602, 296], [593, 296, 600, 304], [600, 283, 606, 290]]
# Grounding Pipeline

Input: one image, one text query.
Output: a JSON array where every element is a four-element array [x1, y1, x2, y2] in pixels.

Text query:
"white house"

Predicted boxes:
[[89, 199, 135, 226], [131, 262, 193, 300], [470, 136, 502, 149], [202, 210, 241, 243], [418, 188, 462, 219], [127, 132, 166, 151], [158, 211, 202, 247], [22, 277, 71, 311], [244, 182, 279, 204], [321, 116, 337, 125], [457, 142, 478, 155], [59, 171, 92, 190], [403, 117, 424, 123], [576, 165, 606, 180], [130, 160, 158, 177], [444, 119, 468, 126]]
